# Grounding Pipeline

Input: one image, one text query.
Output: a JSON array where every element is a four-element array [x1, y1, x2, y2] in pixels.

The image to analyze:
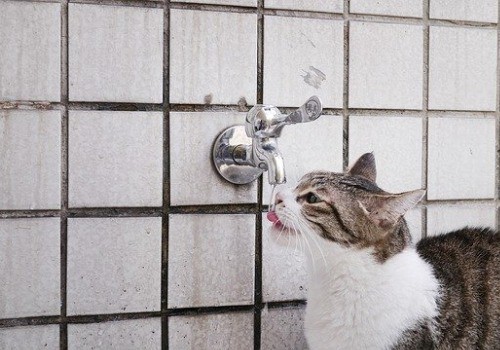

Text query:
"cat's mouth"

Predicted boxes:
[[267, 211, 285, 230]]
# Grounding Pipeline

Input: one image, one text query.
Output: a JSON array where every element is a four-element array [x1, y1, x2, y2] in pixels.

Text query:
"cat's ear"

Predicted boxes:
[[348, 153, 376, 182], [358, 189, 425, 230]]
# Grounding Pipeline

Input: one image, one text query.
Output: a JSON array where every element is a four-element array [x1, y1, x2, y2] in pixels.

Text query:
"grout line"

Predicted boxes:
[[67, 102, 164, 111], [496, 0, 500, 232], [254, 2, 264, 348], [14, 0, 500, 28], [60, 0, 70, 349], [3, 102, 499, 117], [67, 0, 164, 9], [2, 199, 499, 220], [265, 299, 307, 309], [421, 0, 430, 238], [162, 1, 171, 349], [0, 300, 307, 328], [342, 0, 350, 171], [171, 1, 256, 13]]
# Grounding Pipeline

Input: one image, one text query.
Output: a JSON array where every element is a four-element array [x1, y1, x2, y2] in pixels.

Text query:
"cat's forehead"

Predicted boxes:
[[296, 171, 385, 194], [296, 171, 343, 191]]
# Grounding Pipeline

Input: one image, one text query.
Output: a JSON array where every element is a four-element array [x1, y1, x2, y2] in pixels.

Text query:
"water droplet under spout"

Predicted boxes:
[[269, 184, 278, 212]]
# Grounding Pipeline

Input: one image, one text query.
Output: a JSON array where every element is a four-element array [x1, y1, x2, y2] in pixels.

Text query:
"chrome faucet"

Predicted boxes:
[[213, 96, 323, 185]]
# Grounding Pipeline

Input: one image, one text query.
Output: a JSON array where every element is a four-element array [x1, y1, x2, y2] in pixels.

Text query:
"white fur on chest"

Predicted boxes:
[[304, 245, 439, 350]]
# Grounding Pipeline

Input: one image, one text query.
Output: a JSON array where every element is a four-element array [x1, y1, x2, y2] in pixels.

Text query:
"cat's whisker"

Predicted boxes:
[[300, 225, 318, 273], [302, 219, 328, 267]]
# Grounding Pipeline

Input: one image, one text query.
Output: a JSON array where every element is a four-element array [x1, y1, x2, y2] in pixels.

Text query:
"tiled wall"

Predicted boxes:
[[0, 0, 499, 349]]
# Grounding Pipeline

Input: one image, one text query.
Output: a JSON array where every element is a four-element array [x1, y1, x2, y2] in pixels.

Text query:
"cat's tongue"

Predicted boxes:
[[267, 211, 281, 225]]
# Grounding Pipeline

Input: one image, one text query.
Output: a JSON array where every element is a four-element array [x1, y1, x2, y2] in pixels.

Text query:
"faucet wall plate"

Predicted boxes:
[[213, 125, 264, 185]]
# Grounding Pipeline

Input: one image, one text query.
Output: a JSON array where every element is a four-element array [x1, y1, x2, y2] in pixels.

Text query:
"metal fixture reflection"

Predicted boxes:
[[213, 96, 323, 185]]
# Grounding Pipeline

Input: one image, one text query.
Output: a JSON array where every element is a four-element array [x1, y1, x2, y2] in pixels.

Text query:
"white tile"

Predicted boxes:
[[69, 111, 163, 208], [265, 0, 342, 13], [69, 4, 163, 103], [262, 116, 343, 201], [0, 325, 59, 350], [264, 16, 343, 108], [262, 215, 308, 302], [349, 115, 423, 193], [350, 0, 422, 18], [430, 0, 498, 23], [0, 110, 61, 210], [68, 318, 161, 350], [429, 26, 497, 111], [172, 0, 256, 6], [168, 214, 255, 308], [169, 312, 253, 349], [427, 117, 496, 200], [0, 218, 60, 318], [170, 9, 257, 105], [67, 218, 161, 315], [427, 203, 497, 235], [349, 21, 423, 109], [170, 112, 257, 206], [261, 306, 308, 350], [0, 1, 60, 102]]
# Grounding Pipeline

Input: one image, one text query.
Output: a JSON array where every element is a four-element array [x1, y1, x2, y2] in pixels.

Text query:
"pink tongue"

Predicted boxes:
[[267, 211, 280, 224]]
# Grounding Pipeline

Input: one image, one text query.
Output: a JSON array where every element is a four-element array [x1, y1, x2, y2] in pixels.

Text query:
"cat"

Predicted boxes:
[[267, 153, 499, 350]]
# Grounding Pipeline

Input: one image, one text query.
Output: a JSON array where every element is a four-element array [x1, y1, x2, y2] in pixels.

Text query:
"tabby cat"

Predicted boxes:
[[267, 153, 499, 350]]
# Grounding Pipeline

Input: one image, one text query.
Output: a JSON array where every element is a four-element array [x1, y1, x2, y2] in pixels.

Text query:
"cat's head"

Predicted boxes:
[[268, 153, 424, 260]]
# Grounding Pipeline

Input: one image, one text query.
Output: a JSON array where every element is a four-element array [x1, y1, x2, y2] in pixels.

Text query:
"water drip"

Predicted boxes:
[[268, 184, 278, 212]]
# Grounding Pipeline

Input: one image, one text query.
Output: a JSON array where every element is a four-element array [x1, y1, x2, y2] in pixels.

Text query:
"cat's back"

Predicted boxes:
[[416, 227, 500, 349]]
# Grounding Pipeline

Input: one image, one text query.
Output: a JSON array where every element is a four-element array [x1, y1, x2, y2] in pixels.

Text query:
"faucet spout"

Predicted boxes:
[[255, 138, 286, 185]]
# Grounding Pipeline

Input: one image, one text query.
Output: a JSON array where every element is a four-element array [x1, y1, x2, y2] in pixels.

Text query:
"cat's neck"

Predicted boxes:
[[303, 238, 440, 350]]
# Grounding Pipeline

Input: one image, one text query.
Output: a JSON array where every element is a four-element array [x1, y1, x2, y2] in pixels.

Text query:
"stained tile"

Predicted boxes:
[[169, 312, 253, 349], [430, 0, 498, 23], [168, 214, 255, 308], [264, 16, 343, 108], [172, 0, 256, 6], [262, 214, 308, 302], [429, 26, 497, 111], [262, 115, 343, 201], [427, 203, 497, 235], [69, 111, 163, 208], [68, 318, 161, 350], [67, 218, 161, 315], [349, 21, 423, 109], [170, 9, 257, 105], [265, 0, 342, 14], [0, 1, 60, 101], [0, 110, 61, 210], [0, 218, 60, 318], [0, 325, 59, 350], [69, 4, 163, 103], [427, 117, 496, 200], [349, 115, 423, 193], [261, 305, 308, 350], [350, 0, 422, 18], [169, 112, 257, 206]]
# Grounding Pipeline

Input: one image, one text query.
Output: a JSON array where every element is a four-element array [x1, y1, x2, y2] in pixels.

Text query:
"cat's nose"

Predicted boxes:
[[275, 192, 284, 206]]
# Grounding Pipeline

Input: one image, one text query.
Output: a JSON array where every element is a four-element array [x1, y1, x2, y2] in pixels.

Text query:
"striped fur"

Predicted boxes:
[[268, 153, 500, 349]]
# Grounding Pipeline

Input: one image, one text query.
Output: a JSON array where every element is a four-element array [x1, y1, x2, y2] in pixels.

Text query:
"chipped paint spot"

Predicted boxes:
[[301, 66, 326, 89], [204, 93, 213, 105]]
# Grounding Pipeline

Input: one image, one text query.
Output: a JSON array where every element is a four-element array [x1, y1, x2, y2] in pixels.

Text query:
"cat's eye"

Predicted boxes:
[[305, 193, 320, 204]]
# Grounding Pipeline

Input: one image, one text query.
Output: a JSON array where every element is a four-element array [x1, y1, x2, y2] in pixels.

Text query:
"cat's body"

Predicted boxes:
[[268, 153, 499, 349], [305, 237, 439, 350]]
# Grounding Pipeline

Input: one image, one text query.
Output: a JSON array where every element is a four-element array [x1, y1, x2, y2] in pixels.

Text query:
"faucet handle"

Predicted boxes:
[[284, 96, 323, 125]]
